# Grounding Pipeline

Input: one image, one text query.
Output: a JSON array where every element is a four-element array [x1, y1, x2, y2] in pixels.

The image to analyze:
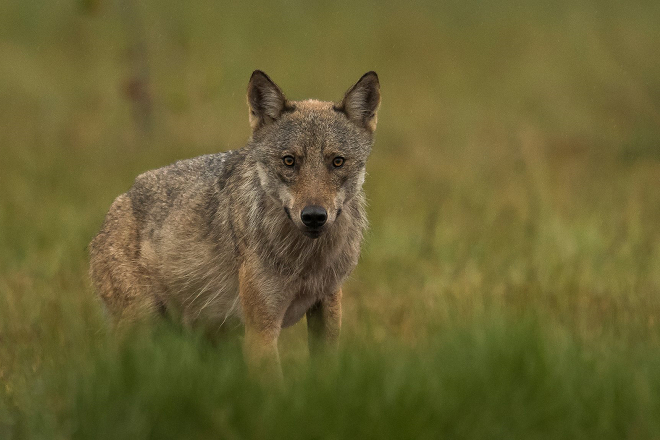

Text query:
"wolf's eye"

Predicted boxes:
[[332, 157, 345, 168], [283, 155, 295, 167]]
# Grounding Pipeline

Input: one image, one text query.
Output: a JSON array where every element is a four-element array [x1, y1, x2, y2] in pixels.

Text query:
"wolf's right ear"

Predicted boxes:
[[335, 71, 381, 132], [247, 70, 289, 131]]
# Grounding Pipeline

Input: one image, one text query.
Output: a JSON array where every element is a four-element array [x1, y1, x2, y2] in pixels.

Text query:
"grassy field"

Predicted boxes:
[[2, 0, 660, 438]]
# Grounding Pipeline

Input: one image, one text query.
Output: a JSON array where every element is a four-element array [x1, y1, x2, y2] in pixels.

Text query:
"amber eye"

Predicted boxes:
[[333, 157, 345, 167], [283, 155, 295, 167]]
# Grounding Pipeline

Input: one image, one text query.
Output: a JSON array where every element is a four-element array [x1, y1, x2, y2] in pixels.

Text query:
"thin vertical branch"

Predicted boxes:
[[119, 0, 153, 137]]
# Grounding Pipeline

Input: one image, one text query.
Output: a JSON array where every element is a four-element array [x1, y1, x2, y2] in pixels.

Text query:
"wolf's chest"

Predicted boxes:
[[281, 292, 322, 328], [279, 262, 346, 328]]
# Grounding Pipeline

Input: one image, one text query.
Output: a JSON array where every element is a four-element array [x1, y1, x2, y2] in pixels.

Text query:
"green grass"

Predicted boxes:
[[2, 0, 660, 438], [14, 318, 660, 439]]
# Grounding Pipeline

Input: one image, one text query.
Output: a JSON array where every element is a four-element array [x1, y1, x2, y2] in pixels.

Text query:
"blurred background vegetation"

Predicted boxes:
[[1, 0, 660, 438]]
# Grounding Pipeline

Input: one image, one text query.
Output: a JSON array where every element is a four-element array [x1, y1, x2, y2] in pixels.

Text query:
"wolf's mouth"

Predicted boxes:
[[302, 229, 322, 239]]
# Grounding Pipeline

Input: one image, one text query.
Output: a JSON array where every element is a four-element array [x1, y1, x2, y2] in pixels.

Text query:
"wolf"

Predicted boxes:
[[89, 70, 380, 375]]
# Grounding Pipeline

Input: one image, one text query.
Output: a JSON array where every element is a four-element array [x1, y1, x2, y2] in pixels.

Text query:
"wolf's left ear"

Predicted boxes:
[[247, 70, 290, 131], [336, 71, 381, 132]]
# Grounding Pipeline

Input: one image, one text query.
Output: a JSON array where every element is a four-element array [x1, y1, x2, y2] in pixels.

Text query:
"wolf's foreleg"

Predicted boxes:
[[306, 288, 342, 357], [238, 263, 283, 382]]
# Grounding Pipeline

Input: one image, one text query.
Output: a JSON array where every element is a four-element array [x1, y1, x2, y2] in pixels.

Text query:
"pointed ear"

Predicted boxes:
[[247, 70, 289, 131], [336, 71, 381, 132]]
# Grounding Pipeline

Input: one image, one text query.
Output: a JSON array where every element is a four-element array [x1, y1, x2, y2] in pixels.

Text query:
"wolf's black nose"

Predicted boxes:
[[301, 205, 327, 229]]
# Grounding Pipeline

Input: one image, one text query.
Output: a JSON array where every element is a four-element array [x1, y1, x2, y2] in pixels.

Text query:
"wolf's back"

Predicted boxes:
[[126, 153, 229, 227]]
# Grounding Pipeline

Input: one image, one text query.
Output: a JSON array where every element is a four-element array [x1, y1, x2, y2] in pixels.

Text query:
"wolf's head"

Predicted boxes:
[[246, 71, 380, 239]]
